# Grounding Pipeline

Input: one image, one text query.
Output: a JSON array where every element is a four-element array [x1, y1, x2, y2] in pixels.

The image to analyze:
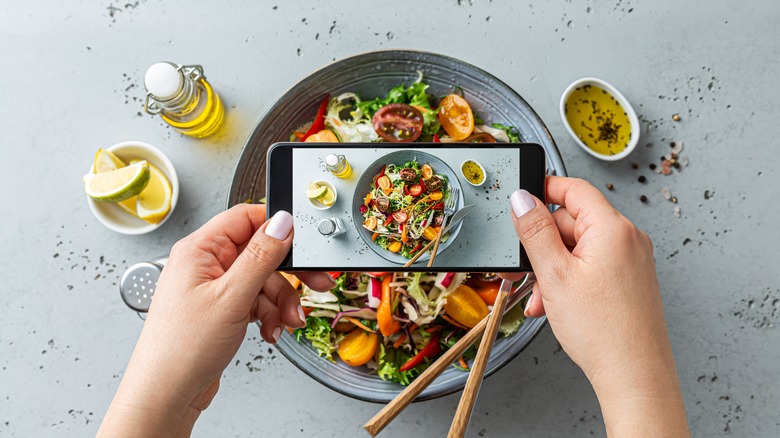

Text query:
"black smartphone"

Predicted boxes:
[[266, 142, 545, 272]]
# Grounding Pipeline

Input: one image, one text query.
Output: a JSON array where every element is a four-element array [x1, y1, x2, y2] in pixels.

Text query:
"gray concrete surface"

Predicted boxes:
[[1, 0, 778, 436]]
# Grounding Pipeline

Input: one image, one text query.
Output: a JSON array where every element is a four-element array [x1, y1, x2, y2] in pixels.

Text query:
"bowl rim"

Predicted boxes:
[[307, 179, 337, 210], [85, 140, 179, 235], [559, 77, 640, 162], [227, 49, 561, 402]]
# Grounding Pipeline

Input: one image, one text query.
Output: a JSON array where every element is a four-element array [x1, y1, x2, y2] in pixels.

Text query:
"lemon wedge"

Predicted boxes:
[[84, 161, 150, 202], [136, 163, 172, 223], [320, 188, 335, 206], [93, 148, 127, 173], [308, 182, 320, 190], [306, 185, 328, 200]]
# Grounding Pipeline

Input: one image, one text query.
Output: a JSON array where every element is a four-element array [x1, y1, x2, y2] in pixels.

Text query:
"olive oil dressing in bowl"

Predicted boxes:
[[560, 78, 639, 161]]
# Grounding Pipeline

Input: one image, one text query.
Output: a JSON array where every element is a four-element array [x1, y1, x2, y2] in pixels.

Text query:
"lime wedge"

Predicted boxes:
[[320, 188, 335, 206], [84, 161, 150, 202], [136, 163, 172, 223], [306, 185, 328, 199]]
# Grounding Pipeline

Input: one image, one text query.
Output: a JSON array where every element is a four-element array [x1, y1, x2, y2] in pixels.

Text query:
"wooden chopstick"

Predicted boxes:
[[447, 281, 512, 438], [363, 310, 492, 437], [364, 277, 531, 437], [403, 238, 437, 268], [426, 230, 444, 267]]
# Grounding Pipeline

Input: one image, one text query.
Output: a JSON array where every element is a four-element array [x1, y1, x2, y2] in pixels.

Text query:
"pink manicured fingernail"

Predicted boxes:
[[297, 305, 306, 325], [272, 326, 282, 342], [510, 190, 536, 218], [265, 211, 293, 240], [524, 293, 534, 317]]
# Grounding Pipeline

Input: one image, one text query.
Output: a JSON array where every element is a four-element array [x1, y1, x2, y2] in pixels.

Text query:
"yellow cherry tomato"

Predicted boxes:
[[304, 129, 339, 142], [437, 94, 474, 140], [422, 227, 438, 241], [429, 190, 443, 201], [337, 329, 379, 366], [388, 240, 402, 253], [443, 285, 489, 328]]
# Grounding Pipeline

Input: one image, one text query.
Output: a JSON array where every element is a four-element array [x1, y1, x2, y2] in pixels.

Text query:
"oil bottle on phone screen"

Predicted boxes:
[[325, 154, 352, 179], [144, 62, 225, 138]]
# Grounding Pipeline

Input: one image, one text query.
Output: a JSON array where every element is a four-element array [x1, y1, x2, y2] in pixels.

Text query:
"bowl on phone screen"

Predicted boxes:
[[352, 150, 465, 265], [227, 50, 567, 403]]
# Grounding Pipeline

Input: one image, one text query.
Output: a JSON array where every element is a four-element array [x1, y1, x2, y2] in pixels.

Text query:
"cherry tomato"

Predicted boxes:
[[426, 176, 443, 191], [363, 217, 378, 230], [409, 184, 423, 197], [437, 94, 474, 140], [377, 176, 392, 191], [463, 132, 496, 143], [372, 104, 424, 142], [421, 164, 433, 180], [337, 329, 379, 366], [431, 202, 444, 211], [422, 227, 438, 241], [304, 129, 339, 142], [388, 240, 402, 253], [399, 168, 418, 181], [443, 285, 489, 328], [376, 196, 390, 212], [392, 211, 408, 223], [429, 190, 443, 201]]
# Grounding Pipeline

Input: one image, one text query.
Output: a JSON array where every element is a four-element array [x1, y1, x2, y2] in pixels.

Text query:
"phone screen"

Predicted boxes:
[[268, 143, 544, 271]]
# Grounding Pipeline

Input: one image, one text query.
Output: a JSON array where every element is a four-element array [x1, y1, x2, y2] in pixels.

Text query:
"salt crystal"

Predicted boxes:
[[680, 157, 689, 167], [662, 188, 672, 200], [671, 141, 683, 155], [674, 206, 681, 218]]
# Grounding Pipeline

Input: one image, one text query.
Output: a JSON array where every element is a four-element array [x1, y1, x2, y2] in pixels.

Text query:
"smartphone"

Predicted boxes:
[[266, 142, 545, 272]]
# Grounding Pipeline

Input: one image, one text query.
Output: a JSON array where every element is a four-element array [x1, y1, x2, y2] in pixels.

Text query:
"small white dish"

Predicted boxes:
[[85, 141, 179, 235], [559, 77, 640, 161], [460, 159, 487, 186], [308, 180, 337, 210]]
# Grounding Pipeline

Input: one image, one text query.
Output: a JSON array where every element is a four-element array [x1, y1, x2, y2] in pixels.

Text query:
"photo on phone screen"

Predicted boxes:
[[267, 143, 545, 272]]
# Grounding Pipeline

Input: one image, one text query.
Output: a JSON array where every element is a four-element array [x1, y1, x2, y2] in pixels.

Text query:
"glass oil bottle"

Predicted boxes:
[[144, 62, 225, 138]]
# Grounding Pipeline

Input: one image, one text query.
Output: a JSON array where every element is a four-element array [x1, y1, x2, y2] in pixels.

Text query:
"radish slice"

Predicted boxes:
[[439, 272, 456, 289], [367, 277, 382, 308]]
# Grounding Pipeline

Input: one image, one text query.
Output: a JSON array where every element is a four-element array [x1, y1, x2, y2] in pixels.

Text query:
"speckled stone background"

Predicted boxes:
[[2, 1, 778, 437]]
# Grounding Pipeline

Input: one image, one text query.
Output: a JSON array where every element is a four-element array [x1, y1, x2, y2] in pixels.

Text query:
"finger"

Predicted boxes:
[[545, 176, 617, 220], [552, 207, 577, 247], [509, 190, 571, 284], [290, 271, 337, 292], [216, 211, 294, 306], [261, 273, 306, 328], [524, 282, 546, 318], [254, 294, 285, 343]]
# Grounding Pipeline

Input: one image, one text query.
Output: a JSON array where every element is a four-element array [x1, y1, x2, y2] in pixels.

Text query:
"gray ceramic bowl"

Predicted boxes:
[[228, 50, 567, 403], [351, 150, 465, 264]]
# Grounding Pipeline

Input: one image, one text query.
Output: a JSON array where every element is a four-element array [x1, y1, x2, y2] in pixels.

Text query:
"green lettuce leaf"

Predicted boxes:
[[294, 316, 336, 361], [491, 123, 521, 143], [498, 301, 526, 337], [406, 272, 432, 306], [377, 344, 422, 386]]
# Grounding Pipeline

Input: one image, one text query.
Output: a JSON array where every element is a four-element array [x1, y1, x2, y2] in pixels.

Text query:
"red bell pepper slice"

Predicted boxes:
[[433, 133, 441, 143], [300, 95, 329, 141], [403, 184, 410, 196], [327, 272, 342, 280], [384, 216, 394, 226], [431, 202, 444, 210], [419, 177, 426, 193], [400, 332, 442, 371]]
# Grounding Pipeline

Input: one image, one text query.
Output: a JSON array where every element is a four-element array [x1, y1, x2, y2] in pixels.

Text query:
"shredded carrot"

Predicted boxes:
[[346, 317, 376, 333], [458, 356, 469, 370], [293, 130, 305, 139], [442, 314, 470, 330], [409, 323, 419, 332], [424, 326, 441, 334], [372, 232, 380, 242], [392, 334, 407, 349]]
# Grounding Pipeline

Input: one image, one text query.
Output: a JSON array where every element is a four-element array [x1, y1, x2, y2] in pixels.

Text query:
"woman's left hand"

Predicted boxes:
[[99, 205, 334, 437]]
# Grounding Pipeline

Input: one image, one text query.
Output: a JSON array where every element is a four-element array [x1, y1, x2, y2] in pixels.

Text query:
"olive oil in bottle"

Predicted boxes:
[[144, 62, 225, 138], [325, 154, 353, 179]]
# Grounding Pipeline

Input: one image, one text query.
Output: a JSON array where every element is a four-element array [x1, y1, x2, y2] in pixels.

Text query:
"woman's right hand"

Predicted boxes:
[[504, 176, 689, 437]]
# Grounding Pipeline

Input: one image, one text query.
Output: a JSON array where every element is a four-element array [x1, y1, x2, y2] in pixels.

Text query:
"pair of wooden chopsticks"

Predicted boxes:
[[403, 236, 438, 268], [364, 274, 536, 437]]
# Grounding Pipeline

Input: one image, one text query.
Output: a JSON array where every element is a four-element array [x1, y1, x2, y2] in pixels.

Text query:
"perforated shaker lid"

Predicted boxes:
[[144, 62, 183, 100], [120, 261, 163, 312]]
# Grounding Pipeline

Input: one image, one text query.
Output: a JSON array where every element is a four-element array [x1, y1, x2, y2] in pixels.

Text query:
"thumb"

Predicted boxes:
[[509, 190, 571, 282], [219, 210, 294, 305]]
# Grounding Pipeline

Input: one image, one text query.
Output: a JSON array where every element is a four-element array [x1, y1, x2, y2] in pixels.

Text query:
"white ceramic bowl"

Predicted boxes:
[[460, 159, 487, 186], [85, 141, 179, 235], [307, 180, 337, 210], [559, 77, 640, 161]]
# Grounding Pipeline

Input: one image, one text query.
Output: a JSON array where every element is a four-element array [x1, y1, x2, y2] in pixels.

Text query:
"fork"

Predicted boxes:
[[427, 187, 459, 267]]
